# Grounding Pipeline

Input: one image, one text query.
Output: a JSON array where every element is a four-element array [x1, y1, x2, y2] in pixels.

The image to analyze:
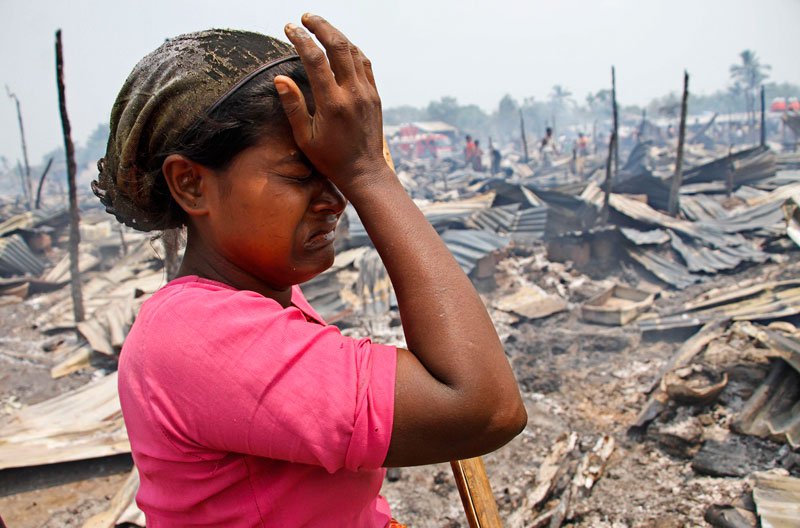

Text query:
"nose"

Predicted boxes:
[[311, 176, 347, 215]]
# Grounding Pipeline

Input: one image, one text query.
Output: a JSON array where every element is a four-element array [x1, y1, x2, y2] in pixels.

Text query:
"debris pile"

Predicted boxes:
[[1, 135, 799, 526]]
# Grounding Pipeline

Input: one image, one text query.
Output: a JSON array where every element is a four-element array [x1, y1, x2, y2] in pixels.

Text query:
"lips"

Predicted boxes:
[[305, 215, 339, 250], [305, 228, 336, 249]]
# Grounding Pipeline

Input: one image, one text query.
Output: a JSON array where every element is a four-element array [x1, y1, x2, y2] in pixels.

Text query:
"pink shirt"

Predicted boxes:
[[118, 276, 397, 527]]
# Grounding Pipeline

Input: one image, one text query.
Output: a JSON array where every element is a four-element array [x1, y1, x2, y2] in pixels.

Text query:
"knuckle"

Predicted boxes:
[[331, 38, 351, 55], [305, 48, 327, 68]]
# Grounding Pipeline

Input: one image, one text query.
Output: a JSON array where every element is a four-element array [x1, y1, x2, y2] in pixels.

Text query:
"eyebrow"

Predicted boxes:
[[278, 150, 312, 166]]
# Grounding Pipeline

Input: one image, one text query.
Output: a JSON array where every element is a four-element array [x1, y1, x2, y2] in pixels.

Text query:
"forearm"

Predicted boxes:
[[348, 168, 518, 404]]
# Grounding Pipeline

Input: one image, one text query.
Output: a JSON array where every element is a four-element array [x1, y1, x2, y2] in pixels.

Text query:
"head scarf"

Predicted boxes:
[[93, 29, 298, 231]]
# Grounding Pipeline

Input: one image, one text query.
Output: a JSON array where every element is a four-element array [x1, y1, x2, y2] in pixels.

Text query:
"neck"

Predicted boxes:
[[176, 230, 293, 308]]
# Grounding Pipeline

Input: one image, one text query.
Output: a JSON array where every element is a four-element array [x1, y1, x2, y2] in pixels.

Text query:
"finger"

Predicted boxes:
[[360, 49, 378, 91], [274, 75, 313, 147], [350, 45, 367, 80], [284, 23, 336, 103], [300, 13, 356, 85]]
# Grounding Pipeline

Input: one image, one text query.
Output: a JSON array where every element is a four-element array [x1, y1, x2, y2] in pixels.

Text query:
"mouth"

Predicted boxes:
[[305, 228, 336, 250], [305, 215, 340, 250]]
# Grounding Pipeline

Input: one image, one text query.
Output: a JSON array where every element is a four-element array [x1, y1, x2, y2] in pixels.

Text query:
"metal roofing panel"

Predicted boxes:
[[0, 234, 46, 276], [440, 229, 509, 274]]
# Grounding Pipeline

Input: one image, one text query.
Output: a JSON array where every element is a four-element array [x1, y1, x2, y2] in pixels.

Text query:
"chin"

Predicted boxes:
[[295, 253, 335, 285]]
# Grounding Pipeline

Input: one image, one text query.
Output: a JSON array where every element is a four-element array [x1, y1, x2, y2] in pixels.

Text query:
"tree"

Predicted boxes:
[[549, 85, 573, 132], [494, 94, 520, 141], [729, 50, 771, 136]]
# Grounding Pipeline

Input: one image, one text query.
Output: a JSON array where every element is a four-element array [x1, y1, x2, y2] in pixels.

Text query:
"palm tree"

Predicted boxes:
[[729, 50, 771, 137], [549, 85, 573, 134]]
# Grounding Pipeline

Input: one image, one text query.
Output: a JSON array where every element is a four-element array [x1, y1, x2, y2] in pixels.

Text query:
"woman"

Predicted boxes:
[[94, 13, 526, 527]]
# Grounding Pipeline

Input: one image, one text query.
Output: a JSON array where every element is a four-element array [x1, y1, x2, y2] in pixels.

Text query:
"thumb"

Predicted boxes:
[[274, 75, 311, 145]]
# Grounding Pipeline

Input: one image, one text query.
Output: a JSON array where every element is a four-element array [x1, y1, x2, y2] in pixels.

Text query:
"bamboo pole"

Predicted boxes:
[[667, 71, 689, 217], [451, 458, 502, 528], [56, 29, 85, 323]]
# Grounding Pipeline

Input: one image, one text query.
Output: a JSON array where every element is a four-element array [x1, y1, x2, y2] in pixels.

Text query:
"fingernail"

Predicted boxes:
[[275, 82, 288, 95], [287, 23, 308, 38]]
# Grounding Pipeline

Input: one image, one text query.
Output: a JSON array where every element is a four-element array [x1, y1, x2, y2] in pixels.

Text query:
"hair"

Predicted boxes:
[[136, 61, 309, 230]]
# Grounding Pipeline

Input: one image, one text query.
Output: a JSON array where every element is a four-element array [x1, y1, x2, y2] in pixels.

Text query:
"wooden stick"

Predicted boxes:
[[450, 458, 503, 528], [382, 137, 503, 528]]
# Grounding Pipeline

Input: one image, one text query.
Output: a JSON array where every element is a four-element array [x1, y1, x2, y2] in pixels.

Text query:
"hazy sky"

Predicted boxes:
[[1, 0, 798, 164]]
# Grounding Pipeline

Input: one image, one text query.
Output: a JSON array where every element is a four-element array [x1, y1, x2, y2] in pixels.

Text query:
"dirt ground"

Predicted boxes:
[[1, 250, 798, 527]]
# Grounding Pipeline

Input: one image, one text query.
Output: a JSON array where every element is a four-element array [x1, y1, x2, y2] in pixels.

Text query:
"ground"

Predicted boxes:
[[0, 253, 797, 527]]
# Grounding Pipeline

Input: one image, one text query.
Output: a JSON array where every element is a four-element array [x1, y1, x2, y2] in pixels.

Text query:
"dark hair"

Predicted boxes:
[[134, 60, 309, 230]]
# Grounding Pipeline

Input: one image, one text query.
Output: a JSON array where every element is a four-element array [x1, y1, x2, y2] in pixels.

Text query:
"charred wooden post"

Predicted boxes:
[[760, 85, 766, 147], [667, 71, 689, 217], [637, 109, 646, 143], [611, 66, 619, 178], [725, 146, 734, 198], [34, 157, 54, 209], [56, 29, 85, 323], [6, 87, 33, 209], [520, 110, 529, 164], [600, 131, 616, 226]]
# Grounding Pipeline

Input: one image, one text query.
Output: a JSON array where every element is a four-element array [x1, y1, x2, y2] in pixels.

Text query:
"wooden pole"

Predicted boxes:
[[667, 70, 689, 217], [451, 458, 502, 528], [520, 110, 529, 163], [6, 87, 33, 209], [600, 131, 616, 226], [56, 29, 85, 323], [760, 85, 766, 147], [611, 66, 619, 178], [34, 157, 54, 209]]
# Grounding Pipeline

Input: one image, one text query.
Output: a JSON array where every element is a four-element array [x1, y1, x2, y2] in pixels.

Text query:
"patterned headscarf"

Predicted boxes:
[[93, 29, 298, 231]]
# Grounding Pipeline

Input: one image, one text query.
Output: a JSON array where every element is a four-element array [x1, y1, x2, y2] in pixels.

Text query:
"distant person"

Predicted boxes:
[[539, 127, 558, 167], [472, 140, 484, 171], [464, 134, 476, 166], [572, 133, 588, 177], [490, 146, 502, 175]]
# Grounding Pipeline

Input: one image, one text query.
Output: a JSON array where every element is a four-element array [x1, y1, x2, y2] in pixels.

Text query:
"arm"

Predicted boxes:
[[275, 14, 526, 467]]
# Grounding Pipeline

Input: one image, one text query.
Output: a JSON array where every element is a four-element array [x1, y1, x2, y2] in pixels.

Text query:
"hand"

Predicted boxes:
[[275, 14, 390, 195]]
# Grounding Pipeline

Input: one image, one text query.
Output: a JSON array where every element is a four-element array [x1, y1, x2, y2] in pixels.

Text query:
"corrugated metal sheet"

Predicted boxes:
[[0, 207, 68, 237], [637, 281, 800, 332], [440, 229, 510, 275], [626, 246, 701, 290], [683, 145, 776, 187], [620, 228, 670, 245], [752, 471, 800, 528], [0, 234, 46, 276]]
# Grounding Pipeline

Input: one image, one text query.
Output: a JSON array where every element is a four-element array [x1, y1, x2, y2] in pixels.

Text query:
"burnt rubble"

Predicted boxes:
[[1, 130, 800, 526]]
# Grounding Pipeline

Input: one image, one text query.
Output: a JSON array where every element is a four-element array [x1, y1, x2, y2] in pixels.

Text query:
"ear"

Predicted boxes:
[[162, 154, 210, 218]]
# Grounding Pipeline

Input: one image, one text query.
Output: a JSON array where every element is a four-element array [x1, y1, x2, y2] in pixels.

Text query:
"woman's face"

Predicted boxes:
[[202, 128, 347, 291]]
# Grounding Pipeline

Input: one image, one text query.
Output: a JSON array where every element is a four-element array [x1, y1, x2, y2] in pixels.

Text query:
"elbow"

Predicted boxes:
[[495, 396, 528, 443], [476, 394, 527, 452]]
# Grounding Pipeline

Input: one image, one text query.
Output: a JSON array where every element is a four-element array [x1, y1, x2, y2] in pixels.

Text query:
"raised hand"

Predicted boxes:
[[275, 13, 390, 196]]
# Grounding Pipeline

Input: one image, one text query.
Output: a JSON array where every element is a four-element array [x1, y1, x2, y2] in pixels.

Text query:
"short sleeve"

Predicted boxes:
[[138, 285, 397, 473]]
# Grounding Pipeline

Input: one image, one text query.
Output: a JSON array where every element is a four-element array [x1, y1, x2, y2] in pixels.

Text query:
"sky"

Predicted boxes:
[[1, 0, 798, 165]]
